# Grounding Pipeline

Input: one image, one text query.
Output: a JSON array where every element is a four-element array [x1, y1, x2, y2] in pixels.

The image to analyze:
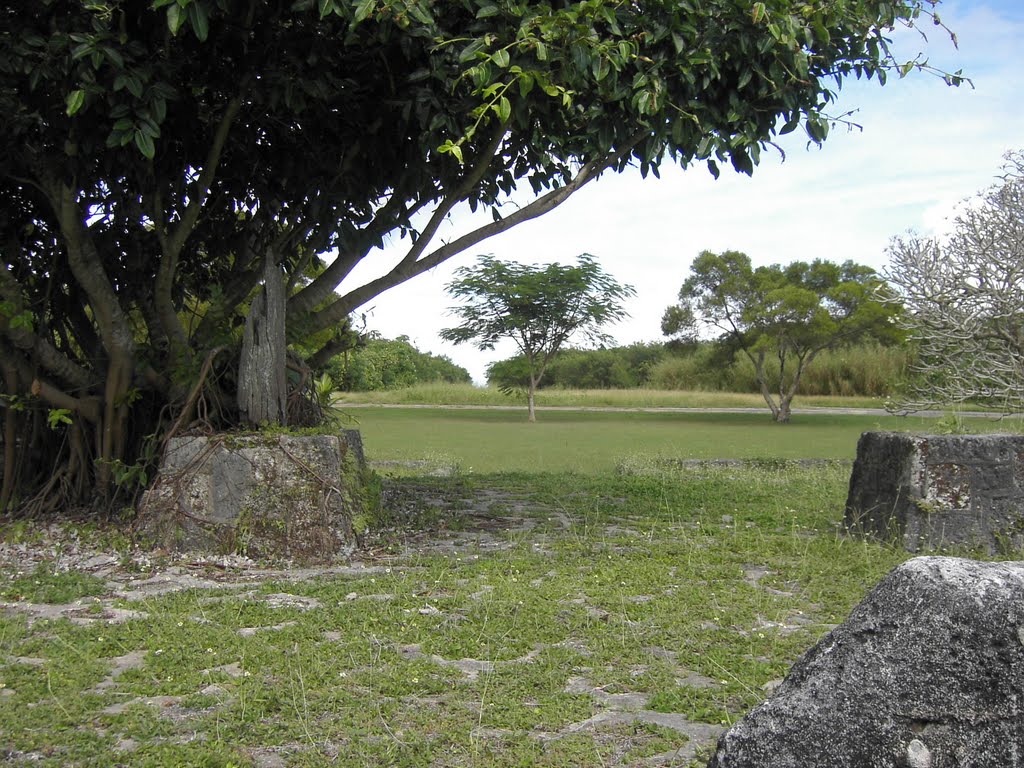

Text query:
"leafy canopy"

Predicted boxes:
[[443, 253, 633, 345]]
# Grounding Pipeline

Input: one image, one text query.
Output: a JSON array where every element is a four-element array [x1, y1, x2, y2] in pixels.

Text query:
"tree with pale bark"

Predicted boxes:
[[885, 151, 1024, 414]]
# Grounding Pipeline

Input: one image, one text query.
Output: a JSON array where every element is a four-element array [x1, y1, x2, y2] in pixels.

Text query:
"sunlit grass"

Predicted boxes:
[[346, 407, 1005, 475], [333, 383, 890, 410]]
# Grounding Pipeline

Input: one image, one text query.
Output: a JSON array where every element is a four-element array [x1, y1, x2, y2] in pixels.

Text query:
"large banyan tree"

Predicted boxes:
[[0, 0, 960, 515]]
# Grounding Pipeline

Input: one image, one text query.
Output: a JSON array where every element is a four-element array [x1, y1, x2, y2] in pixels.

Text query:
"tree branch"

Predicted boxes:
[[0, 263, 95, 390], [307, 131, 648, 337]]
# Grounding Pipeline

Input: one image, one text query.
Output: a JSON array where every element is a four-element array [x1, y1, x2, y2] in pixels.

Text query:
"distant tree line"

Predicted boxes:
[[487, 341, 910, 398], [327, 336, 471, 392]]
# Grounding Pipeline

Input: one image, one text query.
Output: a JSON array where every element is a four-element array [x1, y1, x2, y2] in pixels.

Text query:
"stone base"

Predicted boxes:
[[844, 431, 1024, 554], [135, 431, 367, 563]]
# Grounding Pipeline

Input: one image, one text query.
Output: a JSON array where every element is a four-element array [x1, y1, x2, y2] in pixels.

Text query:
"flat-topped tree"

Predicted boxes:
[[442, 254, 634, 421], [0, 0, 960, 513]]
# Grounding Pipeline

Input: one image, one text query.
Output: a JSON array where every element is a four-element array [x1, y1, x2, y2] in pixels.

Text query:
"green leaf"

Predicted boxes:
[[139, 116, 161, 138], [134, 130, 156, 159], [167, 4, 186, 35], [65, 89, 85, 116], [353, 0, 375, 23], [458, 39, 485, 63], [518, 72, 534, 97], [46, 409, 73, 430], [492, 48, 510, 68], [188, 1, 209, 42], [101, 46, 124, 69], [475, 4, 499, 18], [495, 95, 511, 122], [407, 3, 433, 25], [126, 75, 144, 98], [438, 139, 464, 164]]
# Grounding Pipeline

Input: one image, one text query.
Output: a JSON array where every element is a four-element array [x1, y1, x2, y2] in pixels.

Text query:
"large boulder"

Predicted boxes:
[[135, 431, 369, 563], [845, 431, 1024, 554], [707, 556, 1024, 768]]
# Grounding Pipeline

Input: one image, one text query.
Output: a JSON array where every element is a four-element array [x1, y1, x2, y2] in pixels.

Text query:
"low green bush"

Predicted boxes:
[[329, 335, 472, 391]]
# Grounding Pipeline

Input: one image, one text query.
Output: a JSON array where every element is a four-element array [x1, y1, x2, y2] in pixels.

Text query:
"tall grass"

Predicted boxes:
[[648, 343, 909, 397]]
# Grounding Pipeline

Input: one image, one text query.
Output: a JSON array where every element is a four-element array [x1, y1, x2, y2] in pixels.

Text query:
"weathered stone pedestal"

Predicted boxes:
[[136, 431, 368, 563], [844, 431, 1024, 554]]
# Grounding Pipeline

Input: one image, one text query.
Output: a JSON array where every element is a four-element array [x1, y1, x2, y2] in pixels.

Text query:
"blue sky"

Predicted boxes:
[[348, 0, 1024, 384]]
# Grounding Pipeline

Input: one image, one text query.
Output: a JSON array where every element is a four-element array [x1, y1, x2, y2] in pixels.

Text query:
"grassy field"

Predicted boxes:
[[345, 406, 1003, 475], [0, 404, 1017, 766]]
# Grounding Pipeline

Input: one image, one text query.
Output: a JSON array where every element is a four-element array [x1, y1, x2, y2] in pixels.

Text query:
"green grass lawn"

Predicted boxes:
[[1, 464, 919, 767], [347, 407, 987, 475], [2, 406, 1019, 766]]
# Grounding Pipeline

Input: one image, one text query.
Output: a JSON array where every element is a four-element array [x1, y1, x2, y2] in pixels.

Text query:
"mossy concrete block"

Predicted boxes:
[[136, 430, 367, 563], [707, 557, 1024, 768], [845, 432, 1024, 554]]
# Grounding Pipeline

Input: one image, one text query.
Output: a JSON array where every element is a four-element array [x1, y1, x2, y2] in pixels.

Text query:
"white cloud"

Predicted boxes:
[[344, 0, 1024, 384]]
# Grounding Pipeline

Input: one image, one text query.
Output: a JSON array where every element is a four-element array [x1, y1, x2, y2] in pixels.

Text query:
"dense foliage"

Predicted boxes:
[[662, 252, 902, 421], [487, 343, 664, 390], [0, 0, 957, 513], [487, 341, 909, 397], [886, 151, 1024, 414], [329, 335, 471, 392]]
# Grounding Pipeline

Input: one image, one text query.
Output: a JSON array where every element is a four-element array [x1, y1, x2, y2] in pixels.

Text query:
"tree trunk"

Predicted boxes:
[[238, 255, 288, 426], [527, 375, 537, 423], [1, 360, 17, 511], [751, 352, 783, 422], [774, 398, 792, 423]]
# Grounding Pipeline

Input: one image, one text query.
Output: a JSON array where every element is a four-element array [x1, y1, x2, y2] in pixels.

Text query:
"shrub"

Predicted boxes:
[[331, 336, 472, 391], [487, 343, 667, 389]]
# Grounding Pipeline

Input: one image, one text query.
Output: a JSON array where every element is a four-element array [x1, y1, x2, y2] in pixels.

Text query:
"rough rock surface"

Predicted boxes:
[[707, 556, 1024, 768], [845, 431, 1024, 553], [135, 431, 366, 563]]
